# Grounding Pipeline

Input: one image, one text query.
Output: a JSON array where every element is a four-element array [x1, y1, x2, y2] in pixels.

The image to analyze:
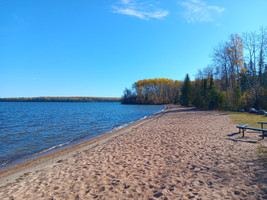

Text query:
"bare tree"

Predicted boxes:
[[257, 26, 267, 85], [243, 31, 258, 77]]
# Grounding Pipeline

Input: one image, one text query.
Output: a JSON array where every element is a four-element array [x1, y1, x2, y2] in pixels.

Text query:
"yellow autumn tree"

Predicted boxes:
[[226, 34, 244, 74], [225, 34, 245, 109], [122, 78, 180, 104]]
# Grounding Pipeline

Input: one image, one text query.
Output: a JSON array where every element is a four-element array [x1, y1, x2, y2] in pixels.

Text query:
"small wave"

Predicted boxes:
[[112, 120, 137, 132], [156, 106, 166, 114], [113, 126, 124, 131], [0, 140, 75, 170], [112, 109, 162, 132], [140, 116, 147, 120], [111, 115, 150, 132], [0, 161, 7, 167], [35, 141, 71, 155]]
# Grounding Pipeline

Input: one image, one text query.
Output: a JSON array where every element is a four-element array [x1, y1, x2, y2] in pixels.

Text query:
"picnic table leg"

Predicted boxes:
[[263, 131, 265, 139], [242, 128, 245, 137]]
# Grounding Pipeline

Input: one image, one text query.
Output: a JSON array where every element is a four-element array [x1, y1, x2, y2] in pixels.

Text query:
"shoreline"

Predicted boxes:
[[1, 105, 266, 199], [0, 106, 167, 187], [0, 104, 166, 173]]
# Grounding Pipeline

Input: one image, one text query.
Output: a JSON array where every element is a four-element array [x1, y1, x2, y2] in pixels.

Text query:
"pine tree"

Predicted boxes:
[[181, 74, 193, 106]]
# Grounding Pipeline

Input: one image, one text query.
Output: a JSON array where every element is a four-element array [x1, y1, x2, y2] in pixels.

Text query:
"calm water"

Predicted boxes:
[[0, 102, 164, 168]]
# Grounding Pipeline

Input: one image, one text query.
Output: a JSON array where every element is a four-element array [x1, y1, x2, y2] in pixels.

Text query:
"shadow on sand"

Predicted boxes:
[[227, 132, 240, 137], [164, 107, 203, 114], [227, 138, 258, 144], [226, 131, 264, 144]]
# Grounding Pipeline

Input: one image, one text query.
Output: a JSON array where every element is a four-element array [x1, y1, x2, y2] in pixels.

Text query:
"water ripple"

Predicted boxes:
[[0, 102, 164, 167]]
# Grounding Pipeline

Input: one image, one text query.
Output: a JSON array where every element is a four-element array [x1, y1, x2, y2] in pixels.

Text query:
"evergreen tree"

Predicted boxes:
[[208, 76, 224, 110], [181, 74, 193, 106]]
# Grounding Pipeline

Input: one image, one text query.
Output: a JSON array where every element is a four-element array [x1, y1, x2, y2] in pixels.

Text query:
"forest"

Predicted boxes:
[[122, 27, 267, 110], [0, 97, 121, 102]]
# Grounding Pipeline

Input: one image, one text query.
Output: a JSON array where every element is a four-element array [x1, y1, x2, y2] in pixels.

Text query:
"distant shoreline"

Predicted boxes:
[[0, 97, 121, 102]]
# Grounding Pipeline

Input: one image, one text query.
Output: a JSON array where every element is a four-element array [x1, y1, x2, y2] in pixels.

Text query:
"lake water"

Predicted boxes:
[[0, 102, 164, 169]]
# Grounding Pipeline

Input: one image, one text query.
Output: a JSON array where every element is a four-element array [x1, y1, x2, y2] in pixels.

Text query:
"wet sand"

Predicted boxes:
[[0, 105, 266, 199]]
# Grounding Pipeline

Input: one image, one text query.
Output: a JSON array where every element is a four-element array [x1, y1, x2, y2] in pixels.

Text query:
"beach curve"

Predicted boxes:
[[0, 105, 266, 199]]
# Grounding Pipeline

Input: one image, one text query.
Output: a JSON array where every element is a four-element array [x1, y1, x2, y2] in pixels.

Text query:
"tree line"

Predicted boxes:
[[0, 97, 121, 102], [122, 78, 181, 104], [122, 27, 267, 110]]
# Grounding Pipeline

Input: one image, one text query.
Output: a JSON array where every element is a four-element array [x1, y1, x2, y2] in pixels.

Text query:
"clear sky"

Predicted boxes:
[[1, 0, 267, 98]]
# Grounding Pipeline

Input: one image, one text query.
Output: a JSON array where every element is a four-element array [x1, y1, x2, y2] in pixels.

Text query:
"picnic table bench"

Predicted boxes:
[[258, 122, 267, 129], [236, 122, 267, 139]]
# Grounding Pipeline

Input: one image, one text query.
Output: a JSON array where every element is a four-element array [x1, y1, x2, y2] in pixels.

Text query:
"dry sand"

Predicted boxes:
[[0, 105, 266, 199]]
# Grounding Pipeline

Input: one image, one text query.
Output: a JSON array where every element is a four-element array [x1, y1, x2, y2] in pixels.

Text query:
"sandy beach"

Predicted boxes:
[[0, 105, 266, 199]]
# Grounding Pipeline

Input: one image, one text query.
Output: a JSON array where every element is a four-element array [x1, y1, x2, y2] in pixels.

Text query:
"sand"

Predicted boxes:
[[0, 105, 266, 199]]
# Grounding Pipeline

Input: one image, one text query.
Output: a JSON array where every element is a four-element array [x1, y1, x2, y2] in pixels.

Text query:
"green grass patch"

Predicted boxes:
[[225, 111, 267, 164], [225, 111, 267, 128]]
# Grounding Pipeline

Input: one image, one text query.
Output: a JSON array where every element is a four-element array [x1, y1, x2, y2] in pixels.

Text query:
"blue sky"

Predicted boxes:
[[1, 0, 267, 98]]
